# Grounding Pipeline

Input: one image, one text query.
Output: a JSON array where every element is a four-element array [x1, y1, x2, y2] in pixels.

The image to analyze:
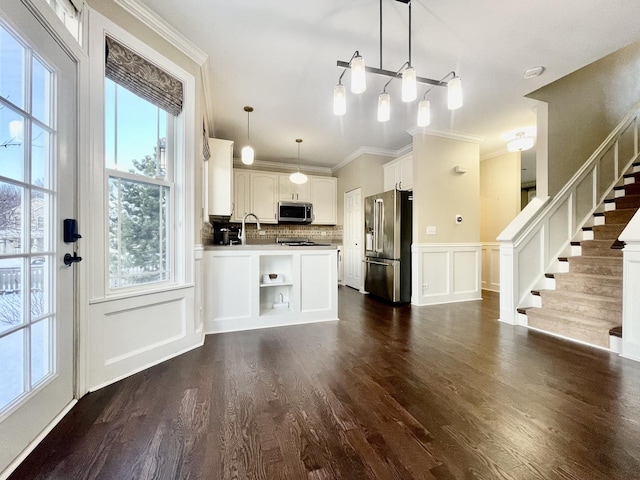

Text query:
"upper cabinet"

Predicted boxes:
[[233, 170, 279, 223], [205, 138, 234, 217], [310, 176, 337, 225], [250, 172, 279, 223], [278, 175, 311, 202], [383, 154, 413, 191], [232, 169, 337, 225]]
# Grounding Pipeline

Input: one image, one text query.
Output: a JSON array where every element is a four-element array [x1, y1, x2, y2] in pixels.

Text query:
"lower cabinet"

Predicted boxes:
[[204, 248, 338, 333]]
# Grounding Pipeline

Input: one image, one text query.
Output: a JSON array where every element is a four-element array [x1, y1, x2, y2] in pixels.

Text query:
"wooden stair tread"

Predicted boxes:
[[609, 326, 623, 338], [526, 307, 620, 329], [552, 272, 622, 282], [539, 289, 622, 306]]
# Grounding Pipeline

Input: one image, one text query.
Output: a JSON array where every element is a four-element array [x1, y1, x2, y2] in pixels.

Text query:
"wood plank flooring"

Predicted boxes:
[[9, 287, 640, 479]]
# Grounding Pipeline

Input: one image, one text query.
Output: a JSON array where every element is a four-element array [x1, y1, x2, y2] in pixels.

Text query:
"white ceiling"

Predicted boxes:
[[135, 0, 640, 171]]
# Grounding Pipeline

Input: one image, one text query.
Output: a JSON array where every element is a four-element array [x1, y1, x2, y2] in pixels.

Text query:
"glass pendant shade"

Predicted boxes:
[[507, 133, 535, 152], [401, 67, 417, 102], [241, 145, 254, 165], [377, 93, 391, 122], [290, 171, 308, 185], [350, 54, 367, 94], [333, 84, 346, 116], [417, 100, 431, 127], [447, 76, 463, 110]]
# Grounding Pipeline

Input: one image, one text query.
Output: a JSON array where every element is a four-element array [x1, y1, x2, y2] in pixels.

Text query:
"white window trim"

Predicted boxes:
[[87, 9, 195, 302]]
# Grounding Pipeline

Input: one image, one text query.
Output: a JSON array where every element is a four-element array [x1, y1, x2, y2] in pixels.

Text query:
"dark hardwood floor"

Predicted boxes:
[[9, 287, 640, 479]]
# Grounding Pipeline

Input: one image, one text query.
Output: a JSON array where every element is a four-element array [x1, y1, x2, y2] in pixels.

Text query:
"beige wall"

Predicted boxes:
[[88, 0, 208, 241], [480, 152, 521, 242], [334, 153, 391, 225], [528, 39, 640, 196], [413, 134, 480, 244]]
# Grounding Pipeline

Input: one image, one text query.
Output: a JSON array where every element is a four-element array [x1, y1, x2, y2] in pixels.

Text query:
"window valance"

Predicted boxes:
[[105, 35, 183, 116]]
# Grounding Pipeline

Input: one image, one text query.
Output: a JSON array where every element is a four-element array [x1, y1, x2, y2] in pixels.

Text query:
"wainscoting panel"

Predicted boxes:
[[413, 243, 482, 305], [482, 243, 500, 292], [87, 285, 202, 391]]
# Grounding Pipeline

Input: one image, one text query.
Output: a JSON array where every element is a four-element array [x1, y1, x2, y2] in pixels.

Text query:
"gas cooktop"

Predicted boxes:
[[276, 237, 331, 247]]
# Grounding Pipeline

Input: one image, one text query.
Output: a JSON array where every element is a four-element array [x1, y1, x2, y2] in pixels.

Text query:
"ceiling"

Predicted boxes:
[[135, 0, 640, 171]]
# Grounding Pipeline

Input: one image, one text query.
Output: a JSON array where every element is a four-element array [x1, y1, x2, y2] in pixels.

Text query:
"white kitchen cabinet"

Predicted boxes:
[[278, 174, 310, 202], [250, 172, 279, 223], [310, 176, 337, 225], [383, 154, 413, 191], [203, 247, 338, 333], [232, 169, 250, 222], [232, 170, 278, 223], [205, 138, 234, 217]]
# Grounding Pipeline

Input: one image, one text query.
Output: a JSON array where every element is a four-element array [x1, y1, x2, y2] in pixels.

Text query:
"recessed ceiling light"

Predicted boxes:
[[523, 66, 545, 79]]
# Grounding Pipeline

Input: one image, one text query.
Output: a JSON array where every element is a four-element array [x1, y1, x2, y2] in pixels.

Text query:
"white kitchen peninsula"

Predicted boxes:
[[203, 245, 338, 333]]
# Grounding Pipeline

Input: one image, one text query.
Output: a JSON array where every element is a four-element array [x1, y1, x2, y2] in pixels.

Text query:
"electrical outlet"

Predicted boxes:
[[423, 283, 429, 290], [426, 226, 436, 235], [321, 231, 327, 236], [258, 230, 266, 236], [455, 215, 463, 224]]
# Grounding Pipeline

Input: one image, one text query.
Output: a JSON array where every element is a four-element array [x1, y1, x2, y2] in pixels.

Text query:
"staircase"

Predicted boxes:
[[520, 164, 640, 349]]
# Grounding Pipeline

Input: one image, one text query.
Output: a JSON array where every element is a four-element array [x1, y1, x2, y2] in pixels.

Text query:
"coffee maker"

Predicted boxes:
[[210, 216, 240, 245]]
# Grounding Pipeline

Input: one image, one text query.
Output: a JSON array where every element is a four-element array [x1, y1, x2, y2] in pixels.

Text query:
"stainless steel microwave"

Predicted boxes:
[[277, 201, 313, 224]]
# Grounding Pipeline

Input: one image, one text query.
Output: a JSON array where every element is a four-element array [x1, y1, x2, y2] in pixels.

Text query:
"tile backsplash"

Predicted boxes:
[[202, 222, 343, 244]]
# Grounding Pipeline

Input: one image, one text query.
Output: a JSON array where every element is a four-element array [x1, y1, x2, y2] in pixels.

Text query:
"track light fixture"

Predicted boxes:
[[241, 106, 254, 165], [333, 0, 463, 125]]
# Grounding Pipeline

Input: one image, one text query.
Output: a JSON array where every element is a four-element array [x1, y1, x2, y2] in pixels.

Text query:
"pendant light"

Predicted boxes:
[[417, 99, 431, 127], [333, 82, 346, 116], [447, 76, 463, 110], [401, 66, 417, 102], [290, 138, 308, 185], [350, 53, 366, 94], [241, 106, 254, 165], [377, 92, 391, 122]]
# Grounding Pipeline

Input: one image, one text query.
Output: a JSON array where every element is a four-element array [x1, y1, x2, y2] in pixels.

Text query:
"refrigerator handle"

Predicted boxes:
[[375, 198, 384, 253]]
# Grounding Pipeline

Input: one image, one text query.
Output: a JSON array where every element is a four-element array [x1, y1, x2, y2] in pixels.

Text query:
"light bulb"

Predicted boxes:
[[377, 93, 390, 122], [241, 145, 254, 165], [417, 100, 431, 127], [333, 84, 346, 116], [447, 76, 463, 110], [401, 66, 417, 102], [350, 54, 366, 94]]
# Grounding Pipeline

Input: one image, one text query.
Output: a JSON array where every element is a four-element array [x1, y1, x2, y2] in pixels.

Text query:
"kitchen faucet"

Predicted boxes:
[[239, 213, 261, 245]]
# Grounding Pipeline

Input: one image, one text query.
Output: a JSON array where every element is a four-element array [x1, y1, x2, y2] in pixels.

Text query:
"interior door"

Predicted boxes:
[[0, 0, 77, 473], [344, 188, 362, 290]]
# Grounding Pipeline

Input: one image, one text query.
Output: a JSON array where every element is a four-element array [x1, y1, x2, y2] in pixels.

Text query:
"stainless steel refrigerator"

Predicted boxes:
[[364, 189, 412, 303]]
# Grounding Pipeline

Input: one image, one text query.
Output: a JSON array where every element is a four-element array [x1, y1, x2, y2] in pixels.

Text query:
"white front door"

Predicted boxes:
[[344, 188, 362, 290], [0, 0, 77, 474]]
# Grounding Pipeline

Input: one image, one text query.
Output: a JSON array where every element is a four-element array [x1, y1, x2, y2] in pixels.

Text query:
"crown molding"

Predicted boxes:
[[113, 0, 208, 65], [407, 126, 485, 144], [480, 147, 511, 161], [233, 159, 333, 175], [332, 145, 408, 173]]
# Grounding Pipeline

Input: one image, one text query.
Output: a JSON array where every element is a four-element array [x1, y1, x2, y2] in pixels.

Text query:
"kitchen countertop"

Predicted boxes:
[[204, 242, 338, 251]]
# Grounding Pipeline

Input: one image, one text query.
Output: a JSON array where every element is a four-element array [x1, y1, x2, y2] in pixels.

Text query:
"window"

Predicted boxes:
[[103, 35, 183, 291], [44, 0, 82, 44], [105, 79, 173, 289]]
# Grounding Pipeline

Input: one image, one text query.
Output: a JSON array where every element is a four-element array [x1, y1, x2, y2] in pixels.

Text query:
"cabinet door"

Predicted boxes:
[[251, 172, 278, 223], [207, 138, 234, 216], [383, 162, 397, 191], [279, 175, 311, 202], [310, 177, 337, 225], [232, 170, 250, 222], [398, 154, 413, 190]]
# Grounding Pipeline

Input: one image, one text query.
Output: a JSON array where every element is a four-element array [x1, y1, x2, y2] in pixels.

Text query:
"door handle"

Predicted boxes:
[[64, 252, 83, 266], [363, 260, 390, 266]]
